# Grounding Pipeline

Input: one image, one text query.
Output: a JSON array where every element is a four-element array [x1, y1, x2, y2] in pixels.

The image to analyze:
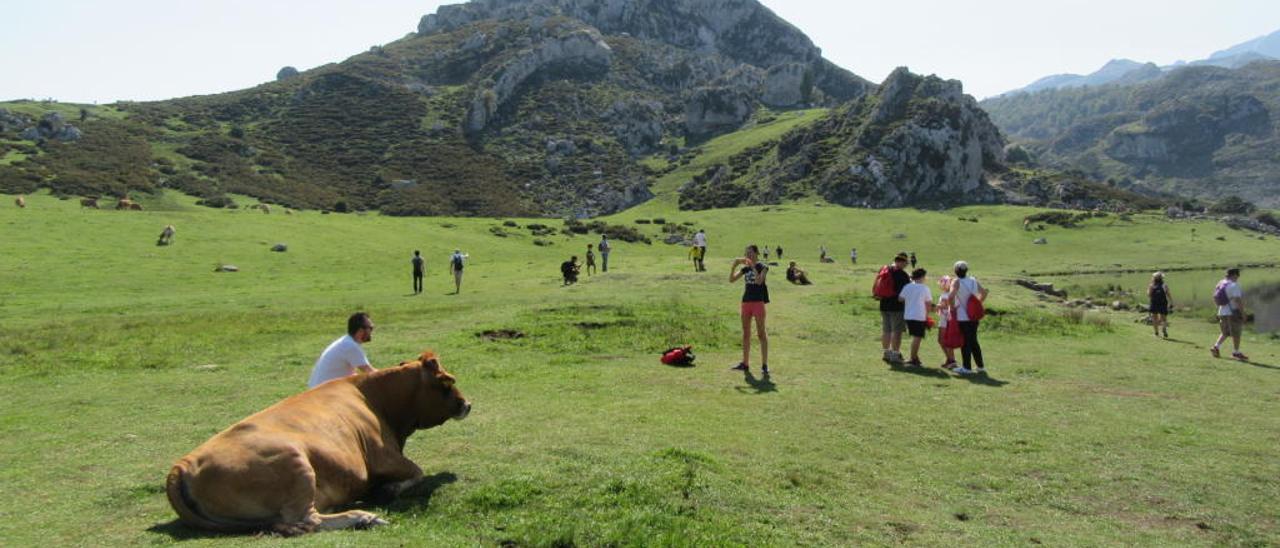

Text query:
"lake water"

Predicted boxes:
[[1039, 268, 1280, 333]]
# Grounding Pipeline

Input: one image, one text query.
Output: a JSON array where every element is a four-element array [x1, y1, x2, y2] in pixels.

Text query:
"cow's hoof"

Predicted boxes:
[[355, 512, 389, 529]]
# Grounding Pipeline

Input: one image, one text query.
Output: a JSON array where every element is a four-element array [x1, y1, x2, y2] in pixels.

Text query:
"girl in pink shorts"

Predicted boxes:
[[730, 245, 770, 373]]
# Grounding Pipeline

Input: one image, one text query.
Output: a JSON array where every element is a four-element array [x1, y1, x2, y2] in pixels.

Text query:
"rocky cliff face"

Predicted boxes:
[[680, 68, 1008, 210]]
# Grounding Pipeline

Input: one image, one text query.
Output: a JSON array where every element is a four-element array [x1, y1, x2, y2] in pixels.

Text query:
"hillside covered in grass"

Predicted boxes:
[[2, 193, 1279, 545]]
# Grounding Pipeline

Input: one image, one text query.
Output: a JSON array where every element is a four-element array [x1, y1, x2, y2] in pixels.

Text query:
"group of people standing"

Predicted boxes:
[[411, 249, 468, 295], [561, 235, 612, 285], [875, 253, 988, 375]]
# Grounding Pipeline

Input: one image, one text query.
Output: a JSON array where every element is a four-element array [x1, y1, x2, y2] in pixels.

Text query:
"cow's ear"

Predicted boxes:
[[440, 374, 456, 388]]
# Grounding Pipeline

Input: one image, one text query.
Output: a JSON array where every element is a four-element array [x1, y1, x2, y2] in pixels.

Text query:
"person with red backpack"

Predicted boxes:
[[1210, 268, 1248, 361], [948, 261, 989, 375], [873, 253, 912, 364]]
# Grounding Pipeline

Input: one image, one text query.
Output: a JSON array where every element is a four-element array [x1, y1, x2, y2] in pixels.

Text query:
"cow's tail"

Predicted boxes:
[[166, 459, 260, 533]]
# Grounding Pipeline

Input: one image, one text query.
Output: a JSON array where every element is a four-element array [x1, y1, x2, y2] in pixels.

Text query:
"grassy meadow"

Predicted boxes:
[[1, 191, 1279, 546]]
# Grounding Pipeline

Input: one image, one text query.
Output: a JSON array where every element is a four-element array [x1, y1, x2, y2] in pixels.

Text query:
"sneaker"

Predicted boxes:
[[954, 367, 974, 375], [761, 364, 770, 374], [1210, 346, 1221, 358], [730, 363, 749, 372], [906, 359, 923, 367], [940, 361, 958, 370], [1162, 328, 1169, 338], [1233, 352, 1250, 362], [881, 350, 894, 363]]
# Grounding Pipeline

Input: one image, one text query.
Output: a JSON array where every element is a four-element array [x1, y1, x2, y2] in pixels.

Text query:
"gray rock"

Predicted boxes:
[[214, 264, 240, 272], [390, 179, 418, 190], [460, 32, 487, 52], [0, 108, 31, 133], [761, 63, 809, 107], [277, 66, 300, 81], [271, 243, 288, 252], [465, 29, 613, 135], [685, 86, 754, 137], [1034, 238, 1048, 245], [604, 99, 664, 156]]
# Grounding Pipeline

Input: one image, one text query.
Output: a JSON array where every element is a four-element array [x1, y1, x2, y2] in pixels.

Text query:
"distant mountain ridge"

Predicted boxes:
[[1000, 27, 1280, 97]]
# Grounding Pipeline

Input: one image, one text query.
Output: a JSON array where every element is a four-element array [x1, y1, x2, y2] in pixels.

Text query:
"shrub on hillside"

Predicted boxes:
[[195, 194, 237, 209], [1209, 196, 1256, 215]]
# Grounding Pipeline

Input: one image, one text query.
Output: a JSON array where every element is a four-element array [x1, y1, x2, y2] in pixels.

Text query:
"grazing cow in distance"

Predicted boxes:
[[285, 208, 293, 215], [80, 198, 99, 209], [166, 351, 470, 535], [259, 204, 272, 214], [129, 203, 143, 211], [117, 198, 137, 210], [14, 196, 24, 208], [157, 225, 175, 246]]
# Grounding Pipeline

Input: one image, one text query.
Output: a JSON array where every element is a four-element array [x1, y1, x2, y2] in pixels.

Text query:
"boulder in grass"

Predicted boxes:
[[271, 243, 288, 252], [215, 265, 239, 273], [1033, 238, 1047, 245]]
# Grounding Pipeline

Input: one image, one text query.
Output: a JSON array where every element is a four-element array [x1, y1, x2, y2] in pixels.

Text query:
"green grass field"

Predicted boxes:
[[2, 191, 1279, 546]]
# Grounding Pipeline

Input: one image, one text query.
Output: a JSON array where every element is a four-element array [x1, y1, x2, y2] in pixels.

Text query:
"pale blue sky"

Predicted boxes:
[[1, 0, 1277, 103]]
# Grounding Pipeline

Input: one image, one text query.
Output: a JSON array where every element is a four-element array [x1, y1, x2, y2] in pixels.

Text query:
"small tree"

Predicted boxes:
[[1208, 196, 1256, 216]]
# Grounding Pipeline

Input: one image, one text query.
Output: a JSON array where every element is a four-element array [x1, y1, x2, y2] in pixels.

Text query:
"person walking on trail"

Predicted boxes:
[[585, 244, 597, 276], [411, 250, 425, 295], [909, 252, 918, 270], [850, 248, 858, 265], [899, 268, 934, 367], [1211, 268, 1248, 361], [950, 261, 989, 375], [692, 229, 707, 272], [449, 249, 466, 294], [599, 235, 612, 272], [763, 246, 771, 262], [730, 245, 770, 374], [776, 245, 783, 261], [874, 253, 912, 364], [307, 313, 377, 388], [936, 275, 958, 369], [1148, 272, 1172, 338]]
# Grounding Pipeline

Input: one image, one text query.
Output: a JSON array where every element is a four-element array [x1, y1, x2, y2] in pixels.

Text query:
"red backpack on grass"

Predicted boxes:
[[661, 346, 696, 366]]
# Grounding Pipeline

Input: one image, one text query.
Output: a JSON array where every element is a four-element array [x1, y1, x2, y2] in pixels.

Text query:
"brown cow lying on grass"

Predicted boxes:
[[166, 351, 471, 535]]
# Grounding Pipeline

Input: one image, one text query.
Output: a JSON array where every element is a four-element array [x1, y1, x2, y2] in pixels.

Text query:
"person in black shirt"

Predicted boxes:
[[730, 245, 770, 374], [877, 253, 911, 364], [786, 262, 812, 285], [411, 250, 424, 294], [561, 256, 580, 285]]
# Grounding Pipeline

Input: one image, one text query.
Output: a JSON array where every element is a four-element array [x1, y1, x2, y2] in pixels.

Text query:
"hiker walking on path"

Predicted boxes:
[[599, 235, 612, 272], [776, 245, 783, 261], [411, 251, 425, 295], [909, 252, 917, 270], [1148, 272, 1172, 338], [1211, 268, 1248, 361], [450, 249, 467, 294], [936, 275, 958, 369], [873, 253, 912, 364], [307, 313, 376, 388], [850, 248, 858, 265], [692, 229, 707, 272], [730, 245, 770, 374], [899, 268, 934, 367], [585, 244, 597, 276], [949, 261, 989, 375]]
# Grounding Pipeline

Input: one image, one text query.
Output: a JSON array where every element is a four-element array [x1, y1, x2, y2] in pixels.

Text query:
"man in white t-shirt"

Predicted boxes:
[[692, 230, 707, 272], [307, 313, 377, 388], [1211, 268, 1248, 361], [898, 268, 934, 367]]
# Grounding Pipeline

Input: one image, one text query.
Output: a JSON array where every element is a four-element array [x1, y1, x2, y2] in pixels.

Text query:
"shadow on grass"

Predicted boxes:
[[146, 472, 458, 541], [960, 371, 1010, 387], [736, 370, 777, 394], [1242, 359, 1280, 371], [887, 363, 952, 379]]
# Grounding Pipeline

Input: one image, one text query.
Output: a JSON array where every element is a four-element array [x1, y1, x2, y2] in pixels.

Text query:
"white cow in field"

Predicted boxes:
[[15, 196, 25, 208]]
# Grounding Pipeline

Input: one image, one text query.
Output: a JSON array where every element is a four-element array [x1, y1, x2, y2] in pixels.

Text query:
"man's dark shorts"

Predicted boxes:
[[906, 320, 927, 338]]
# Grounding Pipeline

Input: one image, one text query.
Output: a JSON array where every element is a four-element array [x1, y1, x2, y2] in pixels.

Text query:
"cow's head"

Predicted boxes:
[[412, 351, 471, 427]]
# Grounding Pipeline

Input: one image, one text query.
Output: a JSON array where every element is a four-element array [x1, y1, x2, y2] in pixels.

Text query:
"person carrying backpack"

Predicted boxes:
[[873, 253, 912, 364], [1148, 272, 1172, 338], [948, 261, 989, 375], [449, 249, 466, 294], [1210, 268, 1248, 361]]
